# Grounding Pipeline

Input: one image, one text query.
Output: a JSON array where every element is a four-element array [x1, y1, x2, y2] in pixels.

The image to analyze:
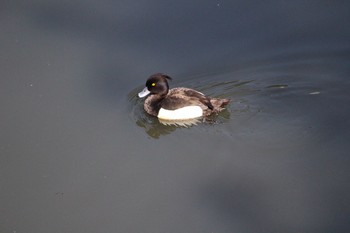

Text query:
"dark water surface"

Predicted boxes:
[[1, 1, 350, 233]]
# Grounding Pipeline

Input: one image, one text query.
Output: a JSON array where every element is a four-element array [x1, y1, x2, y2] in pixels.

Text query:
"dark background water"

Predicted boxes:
[[1, 1, 350, 233]]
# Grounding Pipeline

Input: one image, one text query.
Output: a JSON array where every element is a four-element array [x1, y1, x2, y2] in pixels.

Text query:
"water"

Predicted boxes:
[[1, 1, 350, 233]]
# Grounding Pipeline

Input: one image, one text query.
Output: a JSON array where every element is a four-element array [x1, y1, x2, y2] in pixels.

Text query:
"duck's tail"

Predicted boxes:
[[210, 98, 231, 112]]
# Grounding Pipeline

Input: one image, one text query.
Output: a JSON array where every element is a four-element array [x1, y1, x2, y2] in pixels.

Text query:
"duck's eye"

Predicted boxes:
[[151, 83, 156, 86]]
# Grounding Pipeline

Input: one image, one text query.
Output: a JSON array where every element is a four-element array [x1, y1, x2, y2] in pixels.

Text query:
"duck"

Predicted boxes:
[[138, 73, 230, 120]]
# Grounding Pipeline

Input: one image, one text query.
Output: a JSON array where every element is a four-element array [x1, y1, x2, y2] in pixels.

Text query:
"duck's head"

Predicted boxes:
[[138, 73, 172, 98]]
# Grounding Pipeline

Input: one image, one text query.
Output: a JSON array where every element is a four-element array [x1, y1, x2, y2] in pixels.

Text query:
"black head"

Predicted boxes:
[[145, 73, 172, 96]]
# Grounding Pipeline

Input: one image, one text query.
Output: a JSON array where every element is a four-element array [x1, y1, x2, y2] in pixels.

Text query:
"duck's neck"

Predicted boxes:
[[144, 94, 165, 116]]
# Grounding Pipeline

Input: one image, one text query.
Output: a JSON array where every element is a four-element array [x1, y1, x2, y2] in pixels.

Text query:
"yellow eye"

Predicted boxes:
[[151, 83, 156, 86]]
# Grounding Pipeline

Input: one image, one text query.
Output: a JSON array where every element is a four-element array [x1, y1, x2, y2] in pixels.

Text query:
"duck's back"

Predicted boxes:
[[164, 87, 230, 113], [161, 88, 211, 111]]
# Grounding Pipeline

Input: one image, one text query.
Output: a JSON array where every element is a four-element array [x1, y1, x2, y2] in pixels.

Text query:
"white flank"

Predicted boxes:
[[158, 106, 203, 120]]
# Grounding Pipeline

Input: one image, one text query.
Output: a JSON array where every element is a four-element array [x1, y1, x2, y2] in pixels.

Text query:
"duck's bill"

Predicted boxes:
[[138, 87, 150, 98]]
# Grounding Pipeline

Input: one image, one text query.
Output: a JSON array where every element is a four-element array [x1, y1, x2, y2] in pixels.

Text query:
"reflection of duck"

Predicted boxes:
[[138, 73, 230, 120]]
